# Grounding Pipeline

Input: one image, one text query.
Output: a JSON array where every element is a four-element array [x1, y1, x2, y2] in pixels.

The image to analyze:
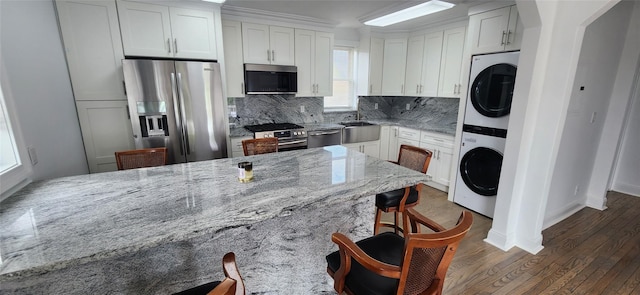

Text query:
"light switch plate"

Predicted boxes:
[[374, 103, 378, 109], [406, 103, 411, 110], [300, 105, 305, 113]]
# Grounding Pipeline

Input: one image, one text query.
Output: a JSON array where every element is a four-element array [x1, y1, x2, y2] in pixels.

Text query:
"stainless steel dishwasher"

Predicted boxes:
[[307, 129, 342, 148]]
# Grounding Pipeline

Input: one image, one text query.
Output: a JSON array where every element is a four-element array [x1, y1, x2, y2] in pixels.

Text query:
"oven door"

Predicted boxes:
[[278, 139, 307, 152]]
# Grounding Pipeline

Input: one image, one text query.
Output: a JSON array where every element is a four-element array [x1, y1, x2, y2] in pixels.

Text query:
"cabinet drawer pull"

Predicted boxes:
[[267, 50, 271, 61], [501, 31, 507, 45], [271, 50, 275, 61], [174, 38, 178, 54], [507, 30, 513, 45], [167, 38, 171, 53]]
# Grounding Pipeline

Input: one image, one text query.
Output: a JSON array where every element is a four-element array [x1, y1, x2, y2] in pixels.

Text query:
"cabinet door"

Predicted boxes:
[[314, 32, 334, 96], [295, 29, 315, 97], [222, 20, 245, 97], [242, 23, 270, 64], [230, 136, 252, 157], [505, 5, 523, 51], [419, 142, 439, 183], [421, 31, 444, 97], [379, 126, 390, 160], [362, 141, 380, 158], [169, 7, 217, 60], [438, 27, 466, 98], [342, 143, 360, 152], [270, 26, 295, 65], [404, 36, 425, 96], [435, 146, 453, 186], [76, 100, 135, 173], [388, 126, 399, 162], [56, 0, 126, 101], [117, 1, 172, 58], [368, 37, 384, 95], [381, 38, 408, 95], [468, 6, 511, 55]]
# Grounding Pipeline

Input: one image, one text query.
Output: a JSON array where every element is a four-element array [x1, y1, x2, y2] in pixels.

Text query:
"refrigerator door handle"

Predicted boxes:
[[171, 72, 185, 156], [176, 72, 191, 155]]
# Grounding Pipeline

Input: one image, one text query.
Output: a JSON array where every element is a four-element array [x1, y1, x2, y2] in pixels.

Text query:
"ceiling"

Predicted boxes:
[[220, 0, 485, 30]]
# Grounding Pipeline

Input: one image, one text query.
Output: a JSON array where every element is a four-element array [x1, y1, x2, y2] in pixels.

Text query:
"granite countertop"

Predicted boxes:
[[0, 146, 428, 293], [229, 121, 454, 138]]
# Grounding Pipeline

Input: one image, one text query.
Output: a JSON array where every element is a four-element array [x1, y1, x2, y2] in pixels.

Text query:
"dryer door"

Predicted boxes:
[[470, 63, 517, 117], [459, 147, 503, 196]]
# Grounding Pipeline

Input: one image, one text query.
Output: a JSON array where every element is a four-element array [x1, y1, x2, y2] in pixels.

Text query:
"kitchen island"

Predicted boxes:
[[0, 146, 428, 294]]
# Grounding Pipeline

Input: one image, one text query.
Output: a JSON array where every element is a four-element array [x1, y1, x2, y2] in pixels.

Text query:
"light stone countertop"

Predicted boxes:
[[0, 146, 427, 294]]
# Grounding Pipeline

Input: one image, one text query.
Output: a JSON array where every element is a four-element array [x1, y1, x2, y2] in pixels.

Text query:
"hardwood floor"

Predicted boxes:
[[382, 187, 640, 294]]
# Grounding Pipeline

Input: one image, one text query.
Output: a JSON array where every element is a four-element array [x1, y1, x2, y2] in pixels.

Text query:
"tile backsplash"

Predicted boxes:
[[228, 95, 458, 129]]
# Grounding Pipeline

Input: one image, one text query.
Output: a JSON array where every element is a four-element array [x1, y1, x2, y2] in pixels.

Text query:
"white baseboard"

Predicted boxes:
[[613, 183, 640, 197], [484, 228, 515, 251], [543, 203, 585, 230]]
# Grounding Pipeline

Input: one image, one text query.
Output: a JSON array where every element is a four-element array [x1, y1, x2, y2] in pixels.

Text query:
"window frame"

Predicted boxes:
[[0, 64, 32, 200], [324, 45, 358, 112]]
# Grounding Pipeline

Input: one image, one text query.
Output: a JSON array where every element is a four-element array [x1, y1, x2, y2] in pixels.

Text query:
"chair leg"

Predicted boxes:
[[374, 208, 382, 235], [394, 212, 399, 234]]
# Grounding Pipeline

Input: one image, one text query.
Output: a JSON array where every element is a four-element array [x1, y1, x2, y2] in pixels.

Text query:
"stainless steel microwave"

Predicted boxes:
[[244, 64, 297, 94]]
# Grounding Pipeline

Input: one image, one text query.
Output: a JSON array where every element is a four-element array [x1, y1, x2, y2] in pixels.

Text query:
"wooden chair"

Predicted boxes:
[[115, 147, 168, 170], [374, 145, 432, 236], [173, 252, 245, 295], [242, 137, 278, 156], [326, 210, 473, 295]]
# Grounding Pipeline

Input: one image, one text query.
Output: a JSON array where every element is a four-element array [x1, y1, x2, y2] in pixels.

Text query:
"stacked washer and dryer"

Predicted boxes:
[[454, 51, 519, 218]]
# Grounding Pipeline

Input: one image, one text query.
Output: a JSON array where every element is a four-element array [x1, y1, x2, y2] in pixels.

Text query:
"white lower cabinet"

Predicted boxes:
[[378, 126, 399, 161], [76, 100, 135, 173], [230, 136, 252, 158], [419, 132, 454, 191], [343, 141, 380, 158]]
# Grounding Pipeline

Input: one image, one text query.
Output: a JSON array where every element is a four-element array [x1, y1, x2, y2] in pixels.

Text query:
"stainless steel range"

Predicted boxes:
[[244, 123, 308, 151]]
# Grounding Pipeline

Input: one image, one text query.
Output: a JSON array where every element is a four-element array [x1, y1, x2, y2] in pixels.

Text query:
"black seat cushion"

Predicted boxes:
[[173, 281, 221, 295], [375, 186, 419, 210], [326, 232, 405, 295]]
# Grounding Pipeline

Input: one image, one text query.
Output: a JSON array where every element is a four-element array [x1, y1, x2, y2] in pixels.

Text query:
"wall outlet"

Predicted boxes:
[[300, 105, 305, 113], [374, 103, 378, 109], [27, 146, 38, 166], [574, 185, 580, 196], [406, 103, 411, 110]]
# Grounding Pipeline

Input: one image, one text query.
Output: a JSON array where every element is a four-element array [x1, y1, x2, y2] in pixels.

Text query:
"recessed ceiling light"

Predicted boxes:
[[364, 0, 455, 27], [202, 0, 226, 3]]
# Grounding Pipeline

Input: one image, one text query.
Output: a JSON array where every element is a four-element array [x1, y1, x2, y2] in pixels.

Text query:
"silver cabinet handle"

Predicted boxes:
[[167, 38, 171, 53], [310, 130, 340, 136], [453, 84, 457, 94], [174, 38, 178, 54], [241, 82, 244, 94], [267, 49, 271, 61], [279, 139, 307, 145], [501, 31, 507, 45], [419, 84, 423, 94], [437, 150, 441, 160], [416, 85, 419, 93], [507, 30, 513, 45], [271, 50, 275, 61]]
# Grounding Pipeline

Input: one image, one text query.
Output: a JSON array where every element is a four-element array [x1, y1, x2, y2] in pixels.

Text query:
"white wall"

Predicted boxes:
[[543, 0, 634, 228], [0, 0, 88, 180], [613, 79, 640, 196]]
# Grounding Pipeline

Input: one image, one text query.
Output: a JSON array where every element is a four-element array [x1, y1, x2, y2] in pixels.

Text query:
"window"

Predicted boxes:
[[0, 68, 31, 199], [324, 46, 357, 111]]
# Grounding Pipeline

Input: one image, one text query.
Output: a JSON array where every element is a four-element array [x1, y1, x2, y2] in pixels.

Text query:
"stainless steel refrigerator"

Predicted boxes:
[[122, 59, 228, 164]]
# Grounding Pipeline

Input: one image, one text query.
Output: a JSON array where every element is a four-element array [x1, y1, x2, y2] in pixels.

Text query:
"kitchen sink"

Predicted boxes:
[[339, 121, 380, 143]]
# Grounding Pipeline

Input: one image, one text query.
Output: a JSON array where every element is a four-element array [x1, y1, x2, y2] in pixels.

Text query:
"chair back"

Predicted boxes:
[[399, 210, 473, 295], [115, 148, 167, 170], [397, 145, 432, 173], [242, 138, 278, 156]]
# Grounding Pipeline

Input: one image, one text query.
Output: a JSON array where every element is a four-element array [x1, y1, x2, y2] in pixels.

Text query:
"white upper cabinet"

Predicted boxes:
[[468, 5, 522, 55], [404, 36, 426, 96], [117, 1, 218, 59], [438, 26, 466, 98], [55, 0, 125, 101], [222, 20, 244, 97], [381, 38, 408, 96], [242, 23, 294, 65], [403, 31, 443, 97], [295, 29, 334, 97], [368, 37, 385, 95]]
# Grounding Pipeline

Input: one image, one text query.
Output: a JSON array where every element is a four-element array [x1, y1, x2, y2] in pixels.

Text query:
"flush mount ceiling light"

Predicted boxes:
[[202, 0, 226, 3], [364, 0, 455, 27]]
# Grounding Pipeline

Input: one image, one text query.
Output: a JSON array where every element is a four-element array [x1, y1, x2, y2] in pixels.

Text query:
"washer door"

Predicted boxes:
[[470, 63, 517, 117], [459, 147, 503, 196]]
